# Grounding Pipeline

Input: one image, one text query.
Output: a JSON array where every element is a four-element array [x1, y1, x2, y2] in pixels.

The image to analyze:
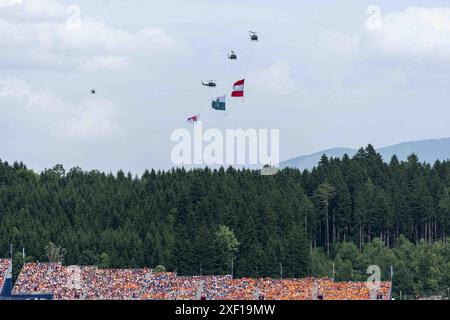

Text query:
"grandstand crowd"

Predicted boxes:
[[2, 261, 392, 300], [0, 259, 11, 290]]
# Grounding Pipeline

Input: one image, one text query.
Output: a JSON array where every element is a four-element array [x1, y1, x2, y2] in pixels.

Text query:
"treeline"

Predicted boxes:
[[0, 145, 449, 296], [312, 238, 450, 297]]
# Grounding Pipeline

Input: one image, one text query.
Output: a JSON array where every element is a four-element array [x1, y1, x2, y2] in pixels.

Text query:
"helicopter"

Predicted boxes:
[[90, 89, 96, 95], [201, 80, 217, 87], [228, 51, 237, 60], [249, 31, 259, 41]]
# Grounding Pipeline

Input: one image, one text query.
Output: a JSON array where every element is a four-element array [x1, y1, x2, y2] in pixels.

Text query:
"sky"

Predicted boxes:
[[2, 0, 450, 173]]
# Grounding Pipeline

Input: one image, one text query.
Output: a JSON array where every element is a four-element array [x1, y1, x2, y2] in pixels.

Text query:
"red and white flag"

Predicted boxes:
[[187, 114, 199, 123], [231, 79, 244, 97]]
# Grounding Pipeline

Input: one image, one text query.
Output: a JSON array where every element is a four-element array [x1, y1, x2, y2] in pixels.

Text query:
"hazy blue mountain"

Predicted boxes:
[[280, 137, 450, 171]]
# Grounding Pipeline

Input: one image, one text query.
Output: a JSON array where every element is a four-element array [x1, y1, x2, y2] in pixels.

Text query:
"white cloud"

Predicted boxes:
[[140, 27, 174, 47], [82, 55, 129, 72], [21, 0, 66, 18], [319, 30, 359, 57], [318, 7, 450, 65], [55, 19, 172, 54], [60, 99, 120, 140], [0, 0, 22, 8], [362, 7, 450, 61], [0, 0, 66, 19], [0, 0, 175, 71], [0, 78, 121, 139], [250, 61, 297, 95], [0, 78, 30, 99]]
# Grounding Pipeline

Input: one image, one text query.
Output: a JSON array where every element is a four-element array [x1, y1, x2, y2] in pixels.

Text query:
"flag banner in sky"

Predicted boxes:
[[187, 114, 199, 123], [212, 95, 226, 111], [231, 79, 244, 97]]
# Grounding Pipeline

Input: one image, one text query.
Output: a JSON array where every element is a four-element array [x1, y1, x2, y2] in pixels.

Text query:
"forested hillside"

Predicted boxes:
[[0, 145, 449, 296]]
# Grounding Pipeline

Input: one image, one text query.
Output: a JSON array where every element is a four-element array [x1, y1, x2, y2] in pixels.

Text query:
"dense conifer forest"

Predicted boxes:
[[1, 145, 449, 297]]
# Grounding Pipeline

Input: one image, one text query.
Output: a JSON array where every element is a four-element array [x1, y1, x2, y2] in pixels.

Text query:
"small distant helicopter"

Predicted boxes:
[[202, 80, 217, 87], [249, 31, 259, 41], [228, 51, 237, 60], [90, 89, 96, 95]]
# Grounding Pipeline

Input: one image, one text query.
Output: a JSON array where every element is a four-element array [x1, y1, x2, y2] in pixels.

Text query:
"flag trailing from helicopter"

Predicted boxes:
[[187, 114, 200, 123], [231, 79, 245, 97], [212, 95, 226, 111]]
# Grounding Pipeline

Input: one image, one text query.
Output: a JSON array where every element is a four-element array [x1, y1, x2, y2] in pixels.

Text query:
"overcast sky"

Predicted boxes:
[[1, 0, 450, 173]]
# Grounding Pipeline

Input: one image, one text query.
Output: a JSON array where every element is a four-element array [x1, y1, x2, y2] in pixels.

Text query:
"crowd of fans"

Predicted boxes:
[[13, 263, 59, 295], [85, 268, 150, 300], [172, 276, 203, 300], [11, 262, 391, 300], [142, 273, 195, 300], [258, 278, 315, 300], [0, 259, 11, 290], [203, 276, 258, 300], [316, 278, 390, 300], [12, 263, 90, 299]]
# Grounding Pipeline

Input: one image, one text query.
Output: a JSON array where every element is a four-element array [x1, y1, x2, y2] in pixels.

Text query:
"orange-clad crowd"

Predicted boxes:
[[258, 278, 315, 300], [11, 262, 391, 300], [316, 278, 390, 300]]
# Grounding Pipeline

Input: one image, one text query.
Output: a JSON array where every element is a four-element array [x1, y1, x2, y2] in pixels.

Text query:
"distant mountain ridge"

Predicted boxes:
[[280, 137, 450, 171]]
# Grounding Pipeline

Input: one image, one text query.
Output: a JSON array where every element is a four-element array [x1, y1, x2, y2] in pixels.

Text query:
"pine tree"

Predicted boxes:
[[314, 182, 336, 255]]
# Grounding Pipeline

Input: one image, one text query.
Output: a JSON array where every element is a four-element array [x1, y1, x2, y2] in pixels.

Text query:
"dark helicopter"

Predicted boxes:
[[228, 51, 237, 60], [90, 89, 96, 95], [202, 80, 217, 87], [249, 31, 259, 41]]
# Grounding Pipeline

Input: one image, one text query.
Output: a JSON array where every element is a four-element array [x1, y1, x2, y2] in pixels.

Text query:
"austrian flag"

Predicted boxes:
[[231, 79, 245, 97]]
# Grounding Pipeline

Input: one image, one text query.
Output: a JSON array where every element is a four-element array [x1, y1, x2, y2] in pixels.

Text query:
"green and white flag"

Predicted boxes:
[[212, 95, 226, 111]]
